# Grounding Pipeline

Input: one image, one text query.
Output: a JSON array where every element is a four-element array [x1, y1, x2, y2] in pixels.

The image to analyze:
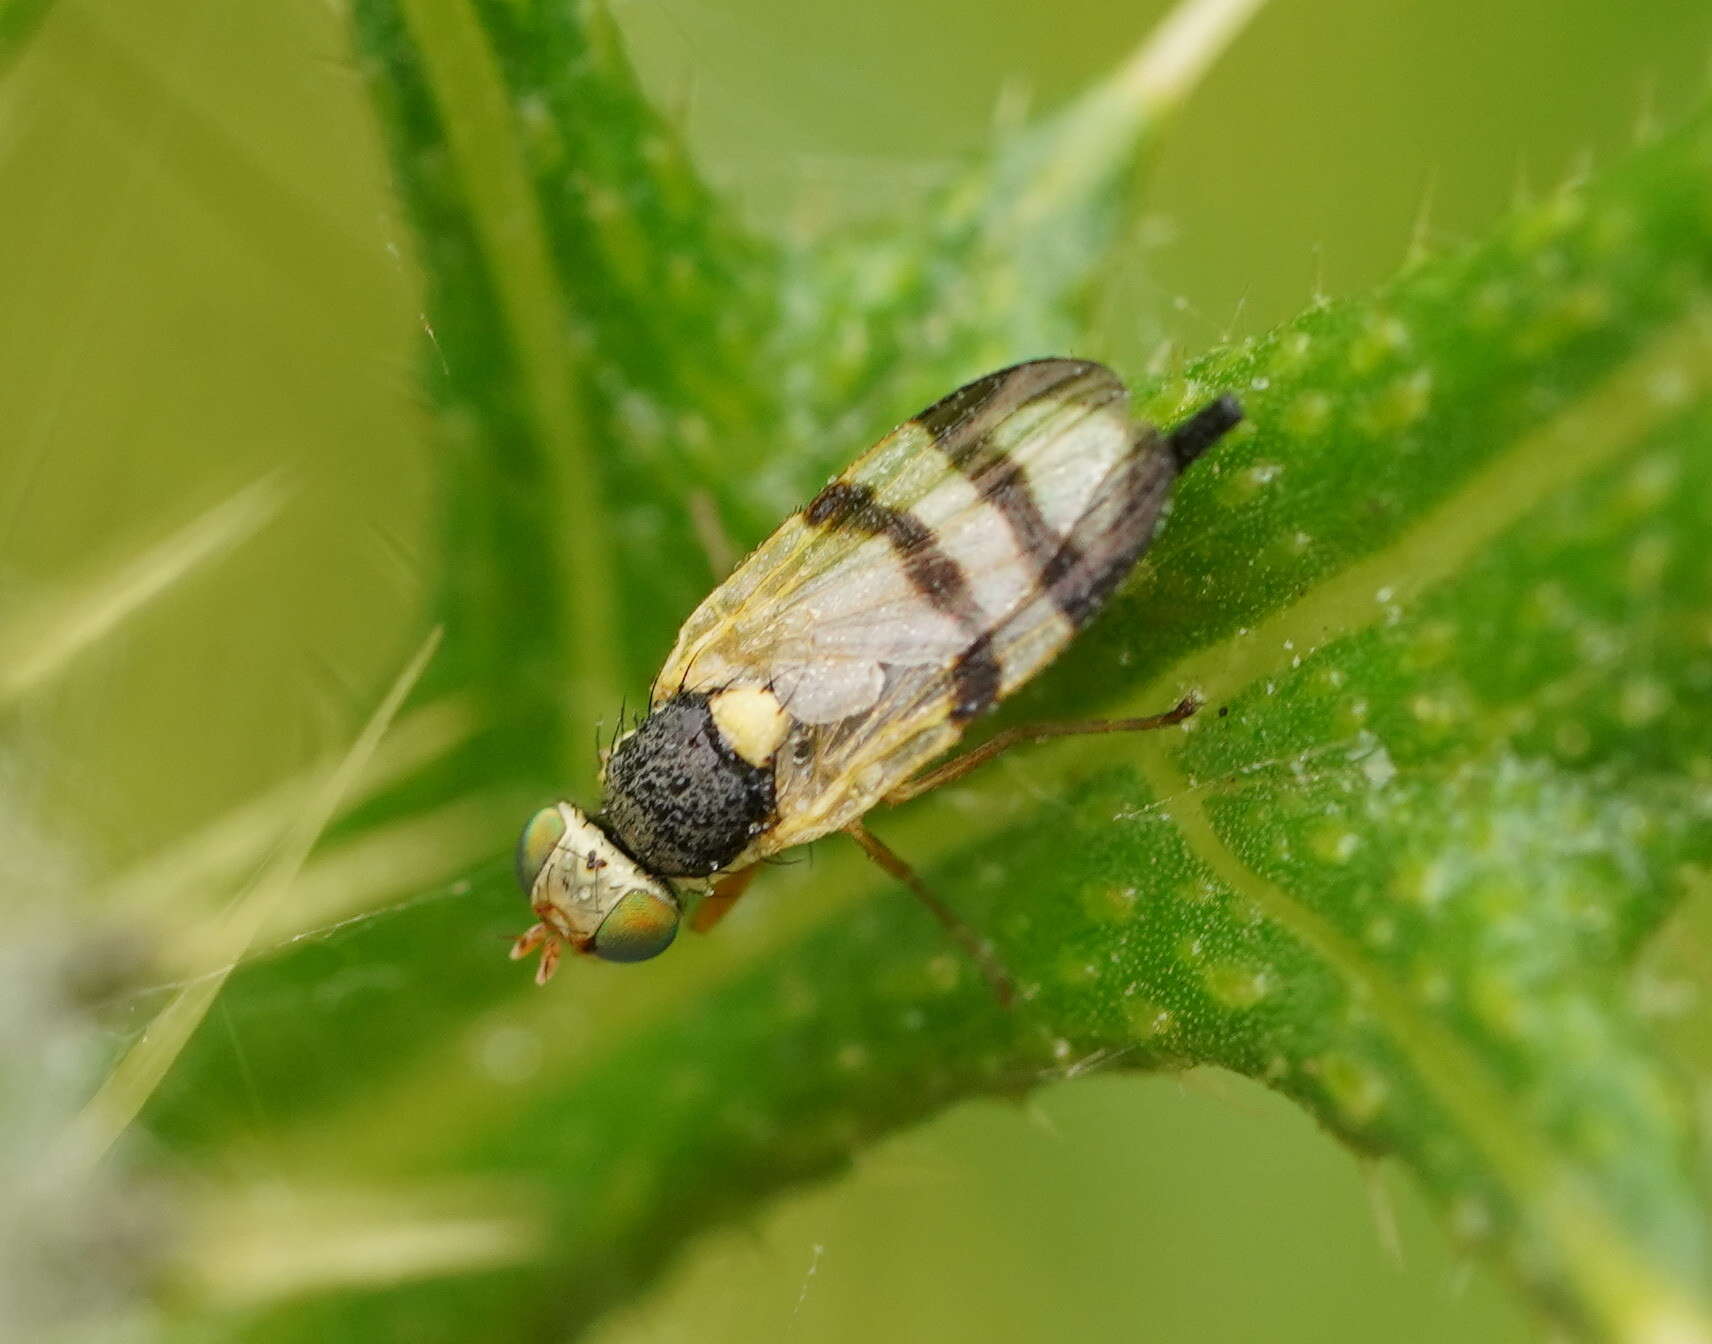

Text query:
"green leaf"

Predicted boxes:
[[0, 0, 55, 77], [122, 1, 1712, 1340]]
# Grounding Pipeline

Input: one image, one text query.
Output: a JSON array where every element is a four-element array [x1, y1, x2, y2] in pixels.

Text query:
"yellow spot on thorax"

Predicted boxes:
[[709, 685, 790, 767]]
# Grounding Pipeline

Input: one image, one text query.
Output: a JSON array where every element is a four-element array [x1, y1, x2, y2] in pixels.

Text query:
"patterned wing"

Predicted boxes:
[[653, 359, 1188, 851]]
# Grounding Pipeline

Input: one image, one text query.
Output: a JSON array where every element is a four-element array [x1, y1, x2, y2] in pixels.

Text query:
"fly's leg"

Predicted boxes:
[[853, 699, 1197, 1003], [845, 821, 1016, 1008], [510, 922, 550, 962], [510, 923, 563, 985], [690, 863, 762, 934], [883, 696, 1197, 808]]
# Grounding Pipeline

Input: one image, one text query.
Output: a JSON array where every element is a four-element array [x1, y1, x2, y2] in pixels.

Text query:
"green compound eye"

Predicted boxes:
[[592, 890, 679, 963], [515, 806, 567, 894]]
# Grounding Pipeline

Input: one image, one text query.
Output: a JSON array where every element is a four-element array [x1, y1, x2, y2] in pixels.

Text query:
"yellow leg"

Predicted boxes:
[[845, 821, 1015, 1008], [690, 863, 762, 934], [884, 696, 1197, 807], [510, 922, 563, 985]]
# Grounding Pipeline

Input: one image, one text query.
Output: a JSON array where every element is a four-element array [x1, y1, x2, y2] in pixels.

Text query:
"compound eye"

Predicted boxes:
[[515, 806, 567, 894], [592, 890, 679, 963]]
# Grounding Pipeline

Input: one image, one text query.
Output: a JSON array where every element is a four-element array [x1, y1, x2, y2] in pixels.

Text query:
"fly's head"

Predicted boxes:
[[510, 802, 681, 984]]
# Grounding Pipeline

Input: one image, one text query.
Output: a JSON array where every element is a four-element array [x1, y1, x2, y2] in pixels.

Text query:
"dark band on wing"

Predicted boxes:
[[914, 358, 1104, 441], [1035, 398, 1244, 628], [803, 479, 1003, 720], [1043, 448, 1176, 628], [803, 481, 965, 604], [936, 435, 1088, 622], [917, 361, 1133, 625], [950, 631, 1002, 721], [803, 481, 977, 621]]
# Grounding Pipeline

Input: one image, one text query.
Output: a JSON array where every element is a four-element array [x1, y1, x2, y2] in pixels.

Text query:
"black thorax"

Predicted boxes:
[[600, 693, 776, 878]]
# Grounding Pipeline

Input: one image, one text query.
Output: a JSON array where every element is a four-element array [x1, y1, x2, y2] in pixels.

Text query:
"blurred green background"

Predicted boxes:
[[3, 0, 1709, 1339]]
